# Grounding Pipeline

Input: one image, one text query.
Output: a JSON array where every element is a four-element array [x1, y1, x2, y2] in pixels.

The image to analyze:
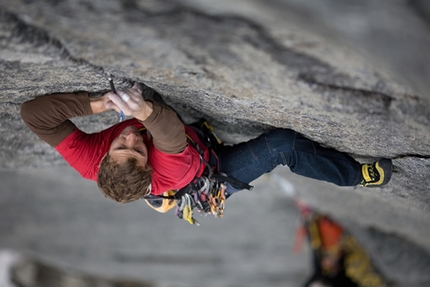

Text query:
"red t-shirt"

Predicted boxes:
[[55, 118, 210, 195]]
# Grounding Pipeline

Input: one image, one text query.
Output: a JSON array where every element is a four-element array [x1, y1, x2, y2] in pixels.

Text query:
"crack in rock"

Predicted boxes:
[[0, 9, 107, 80], [298, 73, 394, 114], [121, 0, 335, 75]]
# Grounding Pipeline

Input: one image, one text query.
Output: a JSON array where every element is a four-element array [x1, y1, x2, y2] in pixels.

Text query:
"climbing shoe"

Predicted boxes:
[[359, 158, 392, 187]]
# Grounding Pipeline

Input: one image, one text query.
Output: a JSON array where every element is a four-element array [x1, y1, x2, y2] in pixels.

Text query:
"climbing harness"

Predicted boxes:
[[142, 120, 253, 225]]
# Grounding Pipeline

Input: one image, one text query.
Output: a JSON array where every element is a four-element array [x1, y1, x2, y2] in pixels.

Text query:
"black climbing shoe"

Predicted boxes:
[[359, 158, 392, 187]]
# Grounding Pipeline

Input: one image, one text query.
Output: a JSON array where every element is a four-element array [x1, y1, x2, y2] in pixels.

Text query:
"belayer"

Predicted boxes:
[[21, 82, 392, 224]]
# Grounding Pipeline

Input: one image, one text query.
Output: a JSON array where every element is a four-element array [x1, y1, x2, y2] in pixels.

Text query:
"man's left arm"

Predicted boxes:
[[140, 100, 188, 154], [106, 84, 187, 154]]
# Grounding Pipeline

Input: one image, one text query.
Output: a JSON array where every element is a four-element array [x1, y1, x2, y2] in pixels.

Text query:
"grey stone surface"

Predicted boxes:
[[0, 0, 430, 286], [1, 0, 429, 207]]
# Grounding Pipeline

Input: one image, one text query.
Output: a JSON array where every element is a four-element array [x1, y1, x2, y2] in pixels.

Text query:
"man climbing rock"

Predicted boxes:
[[20, 82, 392, 223]]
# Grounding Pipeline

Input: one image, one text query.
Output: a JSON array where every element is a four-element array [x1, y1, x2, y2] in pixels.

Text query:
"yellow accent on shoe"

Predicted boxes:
[[362, 164, 373, 183], [373, 162, 385, 185], [360, 159, 392, 187]]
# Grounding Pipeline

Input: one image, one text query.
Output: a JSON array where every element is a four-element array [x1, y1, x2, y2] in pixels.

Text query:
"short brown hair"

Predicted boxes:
[[97, 154, 152, 203]]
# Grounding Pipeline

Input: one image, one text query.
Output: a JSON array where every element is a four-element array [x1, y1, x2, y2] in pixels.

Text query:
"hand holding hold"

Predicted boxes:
[[121, 93, 130, 103], [106, 83, 153, 121]]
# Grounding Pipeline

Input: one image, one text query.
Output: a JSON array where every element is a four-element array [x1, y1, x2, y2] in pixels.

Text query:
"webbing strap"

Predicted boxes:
[[211, 174, 253, 190]]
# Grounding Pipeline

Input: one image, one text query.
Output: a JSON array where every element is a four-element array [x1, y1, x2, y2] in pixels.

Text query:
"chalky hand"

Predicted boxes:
[[107, 83, 153, 121]]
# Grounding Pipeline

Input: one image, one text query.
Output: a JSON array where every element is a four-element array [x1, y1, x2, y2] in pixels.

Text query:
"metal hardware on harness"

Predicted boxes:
[[175, 175, 229, 225], [145, 120, 253, 225]]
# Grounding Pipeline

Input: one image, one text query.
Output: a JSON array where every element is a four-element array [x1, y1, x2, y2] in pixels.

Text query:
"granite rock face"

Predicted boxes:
[[1, 0, 430, 285], [1, 0, 429, 207]]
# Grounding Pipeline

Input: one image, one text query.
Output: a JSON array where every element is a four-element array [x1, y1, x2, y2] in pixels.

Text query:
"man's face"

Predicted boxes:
[[109, 126, 148, 167]]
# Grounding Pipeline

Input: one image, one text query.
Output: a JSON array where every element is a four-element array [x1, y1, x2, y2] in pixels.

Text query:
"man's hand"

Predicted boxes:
[[106, 83, 154, 121], [89, 92, 116, 114]]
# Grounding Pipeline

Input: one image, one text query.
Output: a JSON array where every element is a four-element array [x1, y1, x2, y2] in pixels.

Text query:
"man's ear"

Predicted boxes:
[[98, 152, 108, 168]]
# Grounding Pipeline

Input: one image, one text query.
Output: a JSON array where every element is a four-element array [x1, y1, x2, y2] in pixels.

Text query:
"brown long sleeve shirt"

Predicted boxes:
[[20, 92, 209, 195], [20, 92, 187, 153]]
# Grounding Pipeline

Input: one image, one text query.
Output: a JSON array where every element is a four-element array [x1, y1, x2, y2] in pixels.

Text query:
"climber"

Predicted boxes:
[[295, 201, 386, 287], [20, 83, 392, 220]]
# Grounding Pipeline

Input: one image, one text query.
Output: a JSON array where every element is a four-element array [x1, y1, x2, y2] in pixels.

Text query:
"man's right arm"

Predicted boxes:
[[21, 92, 116, 147], [21, 92, 93, 147]]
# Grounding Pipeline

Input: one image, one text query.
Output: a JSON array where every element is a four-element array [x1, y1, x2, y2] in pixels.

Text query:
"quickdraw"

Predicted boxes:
[[175, 175, 228, 226]]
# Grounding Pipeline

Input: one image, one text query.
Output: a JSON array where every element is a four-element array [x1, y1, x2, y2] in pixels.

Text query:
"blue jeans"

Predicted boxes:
[[217, 129, 362, 193]]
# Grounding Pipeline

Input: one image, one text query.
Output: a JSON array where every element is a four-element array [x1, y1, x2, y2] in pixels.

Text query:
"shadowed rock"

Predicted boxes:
[[1, 0, 430, 286]]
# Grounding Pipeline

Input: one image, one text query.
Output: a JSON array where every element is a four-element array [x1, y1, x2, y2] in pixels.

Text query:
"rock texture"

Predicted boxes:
[[1, 0, 430, 286], [1, 0, 430, 208]]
